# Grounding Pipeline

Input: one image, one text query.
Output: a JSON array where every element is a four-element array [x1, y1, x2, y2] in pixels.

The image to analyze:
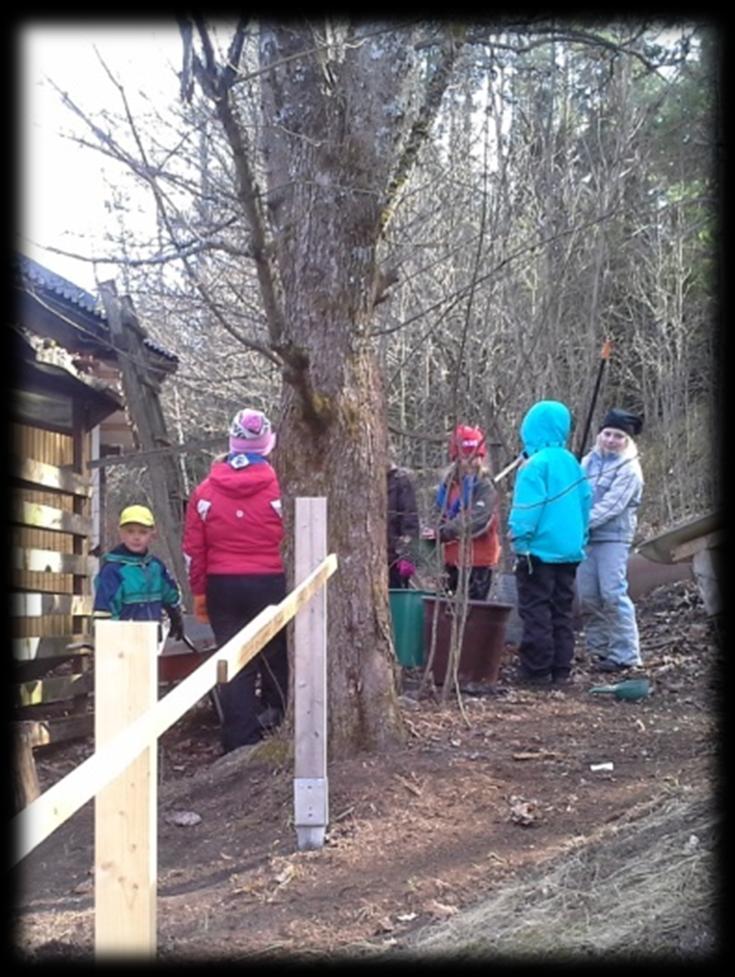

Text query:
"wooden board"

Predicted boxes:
[[15, 714, 94, 749], [11, 593, 94, 617], [15, 671, 93, 707], [13, 726, 40, 813], [13, 500, 92, 536], [13, 546, 95, 575], [95, 620, 158, 956], [13, 456, 92, 497], [293, 498, 329, 850], [13, 636, 92, 662]]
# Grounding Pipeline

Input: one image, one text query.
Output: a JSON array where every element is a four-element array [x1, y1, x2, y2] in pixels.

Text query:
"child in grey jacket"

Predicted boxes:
[[577, 408, 644, 671]]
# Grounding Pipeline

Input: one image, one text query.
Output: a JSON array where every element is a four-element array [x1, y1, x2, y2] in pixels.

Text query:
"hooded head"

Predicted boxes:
[[228, 408, 276, 456], [520, 400, 572, 455], [449, 424, 486, 460], [598, 408, 643, 438]]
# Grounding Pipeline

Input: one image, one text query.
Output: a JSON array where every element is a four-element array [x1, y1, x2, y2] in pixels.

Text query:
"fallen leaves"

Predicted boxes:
[[426, 899, 459, 918], [394, 772, 424, 797], [508, 795, 541, 827], [24, 577, 715, 961], [403, 717, 421, 738], [274, 863, 295, 887]]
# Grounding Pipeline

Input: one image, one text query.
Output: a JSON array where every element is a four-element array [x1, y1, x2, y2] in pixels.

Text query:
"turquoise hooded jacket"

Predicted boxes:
[[508, 401, 592, 563]]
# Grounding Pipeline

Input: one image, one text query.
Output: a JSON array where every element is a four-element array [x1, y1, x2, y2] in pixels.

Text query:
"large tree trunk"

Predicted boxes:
[[254, 22, 460, 754], [278, 350, 399, 755], [257, 24, 411, 754]]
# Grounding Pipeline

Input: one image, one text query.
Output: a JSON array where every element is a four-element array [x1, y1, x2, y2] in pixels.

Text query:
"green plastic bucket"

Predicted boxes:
[[389, 589, 428, 668]]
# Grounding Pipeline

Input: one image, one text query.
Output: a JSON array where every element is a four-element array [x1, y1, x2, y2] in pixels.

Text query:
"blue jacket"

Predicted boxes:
[[93, 544, 181, 622], [509, 401, 592, 563], [582, 439, 643, 544]]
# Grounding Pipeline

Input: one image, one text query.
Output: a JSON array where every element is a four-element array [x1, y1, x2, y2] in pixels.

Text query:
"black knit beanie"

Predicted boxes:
[[599, 408, 643, 437]]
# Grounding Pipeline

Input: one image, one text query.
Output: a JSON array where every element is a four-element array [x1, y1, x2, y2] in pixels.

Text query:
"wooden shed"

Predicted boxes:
[[11, 255, 179, 805]]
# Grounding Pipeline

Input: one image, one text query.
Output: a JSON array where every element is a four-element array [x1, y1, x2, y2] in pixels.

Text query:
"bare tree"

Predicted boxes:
[[39, 19, 715, 747]]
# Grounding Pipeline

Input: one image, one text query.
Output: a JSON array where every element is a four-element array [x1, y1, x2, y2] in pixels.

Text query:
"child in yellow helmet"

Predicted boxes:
[[93, 504, 183, 639]]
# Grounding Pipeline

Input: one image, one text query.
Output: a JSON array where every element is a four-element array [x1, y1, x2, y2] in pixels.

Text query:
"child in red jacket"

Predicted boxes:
[[183, 408, 286, 753]]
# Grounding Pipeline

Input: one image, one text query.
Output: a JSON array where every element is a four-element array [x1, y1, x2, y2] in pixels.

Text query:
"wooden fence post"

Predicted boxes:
[[12, 726, 40, 814], [94, 620, 158, 958], [293, 497, 329, 850]]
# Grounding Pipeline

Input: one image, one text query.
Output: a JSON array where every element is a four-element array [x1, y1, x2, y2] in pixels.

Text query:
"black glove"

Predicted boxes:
[[165, 603, 184, 641]]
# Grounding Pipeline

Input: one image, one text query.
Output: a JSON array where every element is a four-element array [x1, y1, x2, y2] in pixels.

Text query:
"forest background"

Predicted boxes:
[[21, 19, 721, 752], [31, 18, 719, 533]]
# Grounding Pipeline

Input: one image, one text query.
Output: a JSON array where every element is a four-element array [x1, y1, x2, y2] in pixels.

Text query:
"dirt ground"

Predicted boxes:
[[11, 578, 721, 962]]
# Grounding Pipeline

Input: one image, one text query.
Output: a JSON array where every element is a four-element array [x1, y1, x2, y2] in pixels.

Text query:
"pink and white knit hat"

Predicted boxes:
[[229, 408, 276, 456]]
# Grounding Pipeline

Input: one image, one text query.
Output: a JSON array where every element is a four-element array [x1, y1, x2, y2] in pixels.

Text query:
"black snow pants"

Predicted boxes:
[[206, 573, 288, 752], [515, 557, 579, 680]]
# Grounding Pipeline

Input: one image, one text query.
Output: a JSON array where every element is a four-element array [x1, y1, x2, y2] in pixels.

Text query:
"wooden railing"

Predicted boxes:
[[12, 498, 335, 958]]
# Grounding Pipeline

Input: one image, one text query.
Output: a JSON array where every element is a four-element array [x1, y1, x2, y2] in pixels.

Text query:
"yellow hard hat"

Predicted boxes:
[[119, 504, 155, 528]]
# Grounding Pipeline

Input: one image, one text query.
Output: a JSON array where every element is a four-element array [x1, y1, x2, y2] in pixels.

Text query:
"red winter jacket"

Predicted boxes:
[[183, 458, 285, 596]]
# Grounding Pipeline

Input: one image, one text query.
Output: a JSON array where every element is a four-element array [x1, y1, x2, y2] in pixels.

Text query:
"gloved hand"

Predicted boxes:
[[193, 593, 209, 624], [397, 558, 416, 580], [165, 603, 184, 641]]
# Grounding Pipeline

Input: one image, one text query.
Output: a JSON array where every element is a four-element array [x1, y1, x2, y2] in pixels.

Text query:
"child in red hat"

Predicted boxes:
[[433, 425, 500, 601]]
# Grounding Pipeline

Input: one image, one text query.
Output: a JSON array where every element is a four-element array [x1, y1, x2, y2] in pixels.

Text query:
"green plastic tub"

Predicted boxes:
[[389, 588, 428, 668]]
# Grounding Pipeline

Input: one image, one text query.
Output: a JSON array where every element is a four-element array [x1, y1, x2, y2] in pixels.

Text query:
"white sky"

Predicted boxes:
[[19, 22, 184, 292]]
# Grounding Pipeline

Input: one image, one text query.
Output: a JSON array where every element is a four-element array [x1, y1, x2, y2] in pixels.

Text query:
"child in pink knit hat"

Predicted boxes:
[[183, 406, 286, 753]]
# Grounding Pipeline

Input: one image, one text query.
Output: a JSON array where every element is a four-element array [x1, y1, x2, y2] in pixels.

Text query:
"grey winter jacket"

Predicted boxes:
[[581, 439, 643, 544]]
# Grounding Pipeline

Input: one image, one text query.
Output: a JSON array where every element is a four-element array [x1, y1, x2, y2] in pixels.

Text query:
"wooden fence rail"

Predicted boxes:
[[12, 552, 337, 867]]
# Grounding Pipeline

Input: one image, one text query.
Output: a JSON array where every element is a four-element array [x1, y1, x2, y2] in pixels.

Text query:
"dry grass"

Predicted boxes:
[[373, 788, 720, 962]]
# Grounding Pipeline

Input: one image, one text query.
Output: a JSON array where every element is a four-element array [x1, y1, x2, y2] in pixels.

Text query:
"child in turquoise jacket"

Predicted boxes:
[[509, 401, 592, 685]]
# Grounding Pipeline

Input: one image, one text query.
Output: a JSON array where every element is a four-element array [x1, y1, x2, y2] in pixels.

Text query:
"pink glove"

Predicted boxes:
[[397, 558, 416, 580]]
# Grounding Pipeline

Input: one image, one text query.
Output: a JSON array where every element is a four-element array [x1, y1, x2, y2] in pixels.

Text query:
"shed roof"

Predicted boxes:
[[13, 254, 178, 367]]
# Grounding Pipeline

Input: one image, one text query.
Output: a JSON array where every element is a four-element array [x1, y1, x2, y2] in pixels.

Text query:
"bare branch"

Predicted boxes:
[[188, 21, 286, 350], [379, 25, 466, 236]]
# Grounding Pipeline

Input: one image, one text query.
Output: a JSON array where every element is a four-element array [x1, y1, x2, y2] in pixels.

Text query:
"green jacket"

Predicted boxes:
[[93, 544, 180, 621]]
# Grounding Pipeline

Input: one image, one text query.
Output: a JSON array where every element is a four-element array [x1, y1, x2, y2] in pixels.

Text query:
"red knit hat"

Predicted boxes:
[[449, 425, 486, 459]]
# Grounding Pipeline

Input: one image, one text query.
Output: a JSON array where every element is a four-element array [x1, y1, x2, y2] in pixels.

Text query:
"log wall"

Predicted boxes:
[[11, 420, 95, 783]]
